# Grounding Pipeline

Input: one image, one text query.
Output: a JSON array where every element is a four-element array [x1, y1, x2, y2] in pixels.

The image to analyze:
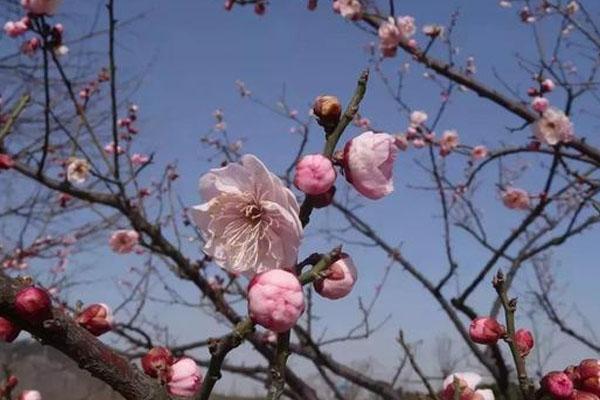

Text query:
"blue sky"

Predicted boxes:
[[3, 0, 600, 395]]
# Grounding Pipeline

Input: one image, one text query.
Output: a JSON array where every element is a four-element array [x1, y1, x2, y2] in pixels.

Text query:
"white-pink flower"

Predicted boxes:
[[21, 0, 62, 15], [4, 18, 29, 38], [294, 154, 336, 195], [471, 145, 488, 160], [190, 154, 302, 275], [109, 230, 139, 254], [441, 372, 495, 400], [248, 269, 305, 332], [532, 107, 574, 145], [104, 142, 124, 155], [332, 0, 362, 20], [439, 129, 460, 156], [378, 16, 416, 58], [410, 110, 428, 126], [18, 391, 42, 400], [343, 131, 399, 200], [66, 158, 90, 185], [314, 254, 358, 299], [531, 96, 549, 113], [167, 358, 203, 397], [130, 153, 150, 166], [501, 187, 530, 210]]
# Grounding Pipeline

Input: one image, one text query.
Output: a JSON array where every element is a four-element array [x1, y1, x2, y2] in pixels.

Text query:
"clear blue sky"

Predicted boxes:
[[3, 0, 600, 395]]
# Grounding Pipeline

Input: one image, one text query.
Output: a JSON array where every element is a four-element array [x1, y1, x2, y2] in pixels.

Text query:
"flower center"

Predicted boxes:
[[242, 203, 263, 222]]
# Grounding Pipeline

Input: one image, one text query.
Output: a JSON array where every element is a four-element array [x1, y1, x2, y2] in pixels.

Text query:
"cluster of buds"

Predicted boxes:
[[117, 104, 140, 140], [541, 359, 600, 400], [142, 347, 203, 397], [469, 317, 533, 357], [79, 68, 110, 100], [528, 77, 555, 114]]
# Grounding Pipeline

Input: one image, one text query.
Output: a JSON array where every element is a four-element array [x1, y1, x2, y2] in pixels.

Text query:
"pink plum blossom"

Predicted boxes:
[[533, 107, 574, 145], [332, 0, 362, 20], [542, 372, 574, 399], [471, 145, 488, 160], [410, 110, 428, 126], [515, 328, 534, 357], [541, 78, 555, 92], [190, 154, 302, 275], [104, 142, 124, 155], [131, 153, 150, 166], [66, 158, 90, 185], [294, 154, 336, 195], [501, 187, 530, 210], [4, 18, 29, 37], [167, 358, 203, 397], [314, 254, 358, 299], [469, 317, 505, 345], [343, 131, 399, 200], [441, 372, 495, 400], [532, 96, 549, 113], [439, 130, 459, 156], [21, 37, 40, 56], [247, 269, 305, 332], [21, 0, 62, 15], [18, 391, 42, 400], [378, 16, 416, 57], [109, 229, 139, 254]]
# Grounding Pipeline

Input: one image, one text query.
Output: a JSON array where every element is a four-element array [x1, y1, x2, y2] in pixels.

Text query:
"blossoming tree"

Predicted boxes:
[[1, 1, 600, 400]]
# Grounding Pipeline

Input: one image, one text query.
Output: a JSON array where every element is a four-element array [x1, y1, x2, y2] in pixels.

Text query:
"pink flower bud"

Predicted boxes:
[[18, 390, 41, 400], [313, 95, 342, 128], [167, 358, 203, 397], [343, 131, 399, 200], [542, 371, 575, 399], [564, 365, 581, 384], [514, 328, 534, 357], [248, 269, 305, 333], [0, 153, 15, 170], [294, 154, 336, 195], [532, 97, 550, 113], [75, 303, 113, 336], [502, 187, 530, 210], [542, 78, 556, 93], [0, 316, 21, 342], [471, 145, 488, 160], [469, 317, 505, 345], [142, 347, 173, 379], [14, 287, 52, 324], [314, 254, 358, 299], [6, 375, 18, 390], [579, 360, 600, 396], [109, 229, 139, 254]]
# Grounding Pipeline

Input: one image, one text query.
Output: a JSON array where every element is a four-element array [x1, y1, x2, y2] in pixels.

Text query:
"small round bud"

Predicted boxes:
[[14, 287, 52, 324], [469, 317, 505, 345], [294, 154, 336, 195], [314, 254, 358, 299], [579, 359, 600, 396], [167, 358, 203, 397], [542, 371, 575, 399], [514, 328, 534, 357], [313, 95, 342, 129]]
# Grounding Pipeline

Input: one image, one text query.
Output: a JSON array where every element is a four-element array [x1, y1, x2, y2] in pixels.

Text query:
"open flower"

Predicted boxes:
[[191, 154, 302, 275], [109, 230, 139, 254], [441, 372, 494, 400], [66, 158, 90, 185], [501, 187, 530, 210], [440, 130, 459, 156], [533, 107, 574, 145], [332, 0, 362, 20], [21, 0, 62, 15], [343, 131, 399, 200]]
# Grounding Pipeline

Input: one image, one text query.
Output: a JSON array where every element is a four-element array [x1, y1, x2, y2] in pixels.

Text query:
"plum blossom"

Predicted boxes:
[[502, 187, 530, 210], [21, 0, 62, 15], [515, 328, 534, 357], [441, 372, 495, 400], [109, 229, 139, 254], [4, 18, 29, 38], [131, 153, 150, 166], [533, 107, 574, 145], [410, 110, 428, 126], [439, 130, 459, 156], [247, 269, 305, 332], [343, 131, 399, 200], [167, 358, 203, 397], [532, 96, 549, 113], [471, 145, 488, 160], [314, 254, 358, 299], [190, 154, 302, 275], [542, 372, 574, 399], [332, 0, 362, 20], [541, 78, 555, 92], [104, 142, 124, 155], [378, 16, 416, 57], [294, 154, 336, 195], [66, 158, 90, 185], [469, 317, 505, 344], [18, 391, 42, 400]]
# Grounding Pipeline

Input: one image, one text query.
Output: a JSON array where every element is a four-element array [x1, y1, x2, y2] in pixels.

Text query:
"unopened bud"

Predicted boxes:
[[542, 371, 575, 399], [313, 95, 342, 130], [75, 303, 113, 336], [515, 328, 534, 357], [142, 347, 173, 380], [0, 316, 21, 342], [469, 317, 505, 345], [14, 287, 52, 324]]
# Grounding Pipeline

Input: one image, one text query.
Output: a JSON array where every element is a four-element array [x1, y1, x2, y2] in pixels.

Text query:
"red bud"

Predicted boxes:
[[14, 287, 52, 324]]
